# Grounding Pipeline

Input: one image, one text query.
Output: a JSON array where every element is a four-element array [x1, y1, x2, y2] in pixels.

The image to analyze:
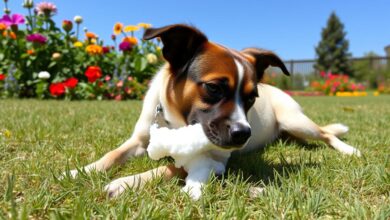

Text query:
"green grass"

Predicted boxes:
[[0, 96, 389, 219]]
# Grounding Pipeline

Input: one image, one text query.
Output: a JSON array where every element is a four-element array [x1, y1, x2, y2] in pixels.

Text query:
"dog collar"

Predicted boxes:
[[153, 103, 170, 127]]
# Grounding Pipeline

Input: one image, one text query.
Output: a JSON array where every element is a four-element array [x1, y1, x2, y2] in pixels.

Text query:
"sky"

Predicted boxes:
[[5, 0, 390, 60]]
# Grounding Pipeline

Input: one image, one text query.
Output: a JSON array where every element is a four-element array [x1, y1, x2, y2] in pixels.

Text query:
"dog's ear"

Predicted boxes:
[[143, 24, 208, 72], [241, 48, 290, 81]]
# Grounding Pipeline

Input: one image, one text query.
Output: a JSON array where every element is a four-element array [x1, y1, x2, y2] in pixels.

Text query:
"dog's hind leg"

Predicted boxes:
[[277, 110, 361, 157]]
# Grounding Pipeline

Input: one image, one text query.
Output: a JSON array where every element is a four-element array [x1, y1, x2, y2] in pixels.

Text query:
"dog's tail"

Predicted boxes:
[[321, 123, 349, 137]]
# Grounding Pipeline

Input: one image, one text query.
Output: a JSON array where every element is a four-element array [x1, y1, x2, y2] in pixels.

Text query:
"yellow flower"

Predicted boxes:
[[1, 129, 11, 138], [73, 41, 83, 47], [86, 44, 103, 55], [124, 25, 139, 33], [373, 91, 380, 96], [138, 23, 152, 29], [123, 36, 138, 45], [113, 22, 123, 35]]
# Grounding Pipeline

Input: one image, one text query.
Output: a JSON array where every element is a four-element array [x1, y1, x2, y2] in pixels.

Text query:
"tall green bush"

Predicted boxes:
[[314, 12, 353, 76]]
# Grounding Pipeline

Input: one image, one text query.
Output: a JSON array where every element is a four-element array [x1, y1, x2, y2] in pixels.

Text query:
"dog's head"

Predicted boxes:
[[144, 24, 289, 150]]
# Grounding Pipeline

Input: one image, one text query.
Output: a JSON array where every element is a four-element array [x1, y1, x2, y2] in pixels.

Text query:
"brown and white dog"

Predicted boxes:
[[67, 24, 361, 198]]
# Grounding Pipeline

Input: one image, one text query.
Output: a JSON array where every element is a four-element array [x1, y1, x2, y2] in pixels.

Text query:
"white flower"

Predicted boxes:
[[146, 53, 158, 64], [38, 71, 50, 79], [83, 27, 88, 32], [73, 15, 83, 24], [22, 0, 34, 9]]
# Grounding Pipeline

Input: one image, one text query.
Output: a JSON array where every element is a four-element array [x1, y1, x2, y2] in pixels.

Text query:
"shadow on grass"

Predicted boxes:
[[225, 135, 324, 186]]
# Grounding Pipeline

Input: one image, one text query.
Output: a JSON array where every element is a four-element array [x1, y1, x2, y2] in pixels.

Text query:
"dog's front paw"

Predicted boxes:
[[181, 183, 203, 200], [104, 175, 142, 198], [60, 169, 79, 180], [104, 178, 128, 198]]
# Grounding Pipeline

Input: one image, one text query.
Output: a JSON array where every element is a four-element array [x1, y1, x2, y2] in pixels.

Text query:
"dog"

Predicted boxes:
[[66, 24, 361, 198]]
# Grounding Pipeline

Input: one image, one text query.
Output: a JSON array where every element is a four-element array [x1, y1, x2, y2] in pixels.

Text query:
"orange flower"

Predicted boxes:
[[0, 22, 7, 31], [2, 30, 16, 39], [138, 23, 152, 29], [85, 32, 97, 39], [122, 36, 138, 45], [85, 44, 103, 55], [113, 22, 123, 35], [27, 49, 35, 55], [9, 31, 17, 40], [124, 25, 139, 33]]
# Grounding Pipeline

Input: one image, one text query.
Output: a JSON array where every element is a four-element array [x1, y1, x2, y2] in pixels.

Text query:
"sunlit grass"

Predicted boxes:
[[0, 96, 389, 219]]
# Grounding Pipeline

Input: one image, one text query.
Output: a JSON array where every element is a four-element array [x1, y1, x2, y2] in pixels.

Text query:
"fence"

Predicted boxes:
[[265, 56, 390, 90]]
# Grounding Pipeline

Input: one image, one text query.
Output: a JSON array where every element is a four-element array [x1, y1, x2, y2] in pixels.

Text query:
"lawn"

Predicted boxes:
[[0, 96, 389, 219]]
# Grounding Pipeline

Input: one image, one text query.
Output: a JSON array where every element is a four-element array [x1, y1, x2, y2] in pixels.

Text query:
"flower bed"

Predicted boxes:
[[334, 91, 367, 97], [377, 80, 390, 95], [284, 91, 325, 96], [309, 72, 366, 96], [0, 1, 162, 100]]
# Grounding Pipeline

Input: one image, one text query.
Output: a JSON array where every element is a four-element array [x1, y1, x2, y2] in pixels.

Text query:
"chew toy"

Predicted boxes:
[[147, 123, 226, 200]]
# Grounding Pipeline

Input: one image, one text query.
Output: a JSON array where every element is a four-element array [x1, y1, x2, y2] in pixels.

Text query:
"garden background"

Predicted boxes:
[[0, 0, 389, 98]]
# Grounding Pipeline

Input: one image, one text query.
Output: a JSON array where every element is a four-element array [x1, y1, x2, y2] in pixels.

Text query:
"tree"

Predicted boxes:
[[315, 12, 353, 76]]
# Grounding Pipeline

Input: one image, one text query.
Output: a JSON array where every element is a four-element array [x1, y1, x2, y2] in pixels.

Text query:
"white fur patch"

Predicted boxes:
[[232, 59, 250, 127]]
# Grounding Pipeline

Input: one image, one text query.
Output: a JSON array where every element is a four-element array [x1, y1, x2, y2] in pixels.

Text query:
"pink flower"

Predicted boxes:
[[35, 2, 57, 17], [127, 76, 133, 81], [332, 81, 341, 88], [320, 71, 326, 78], [116, 80, 123, 88], [0, 14, 25, 27], [114, 95, 122, 101], [26, 33, 47, 44], [119, 41, 132, 51], [104, 75, 111, 81]]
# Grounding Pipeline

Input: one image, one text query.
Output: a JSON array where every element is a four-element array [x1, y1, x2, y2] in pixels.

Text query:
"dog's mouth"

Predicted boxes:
[[203, 126, 245, 151]]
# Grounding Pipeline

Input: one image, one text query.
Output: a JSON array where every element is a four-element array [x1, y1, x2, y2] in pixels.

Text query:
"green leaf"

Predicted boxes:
[[134, 56, 148, 72], [48, 61, 57, 68]]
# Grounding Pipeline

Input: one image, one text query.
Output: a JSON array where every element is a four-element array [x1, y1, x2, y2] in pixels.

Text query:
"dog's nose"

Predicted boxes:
[[229, 123, 251, 145]]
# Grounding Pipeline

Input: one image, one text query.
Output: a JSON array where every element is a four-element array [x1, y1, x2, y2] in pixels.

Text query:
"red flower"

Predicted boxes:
[[0, 74, 6, 81], [102, 46, 110, 54], [62, 20, 73, 32], [85, 66, 102, 83], [64, 77, 78, 89], [49, 82, 65, 96]]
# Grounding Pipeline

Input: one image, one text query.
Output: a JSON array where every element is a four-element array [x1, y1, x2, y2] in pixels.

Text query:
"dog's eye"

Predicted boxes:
[[246, 91, 258, 107], [247, 96, 256, 106], [248, 96, 255, 104], [202, 83, 224, 102], [204, 83, 222, 95]]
